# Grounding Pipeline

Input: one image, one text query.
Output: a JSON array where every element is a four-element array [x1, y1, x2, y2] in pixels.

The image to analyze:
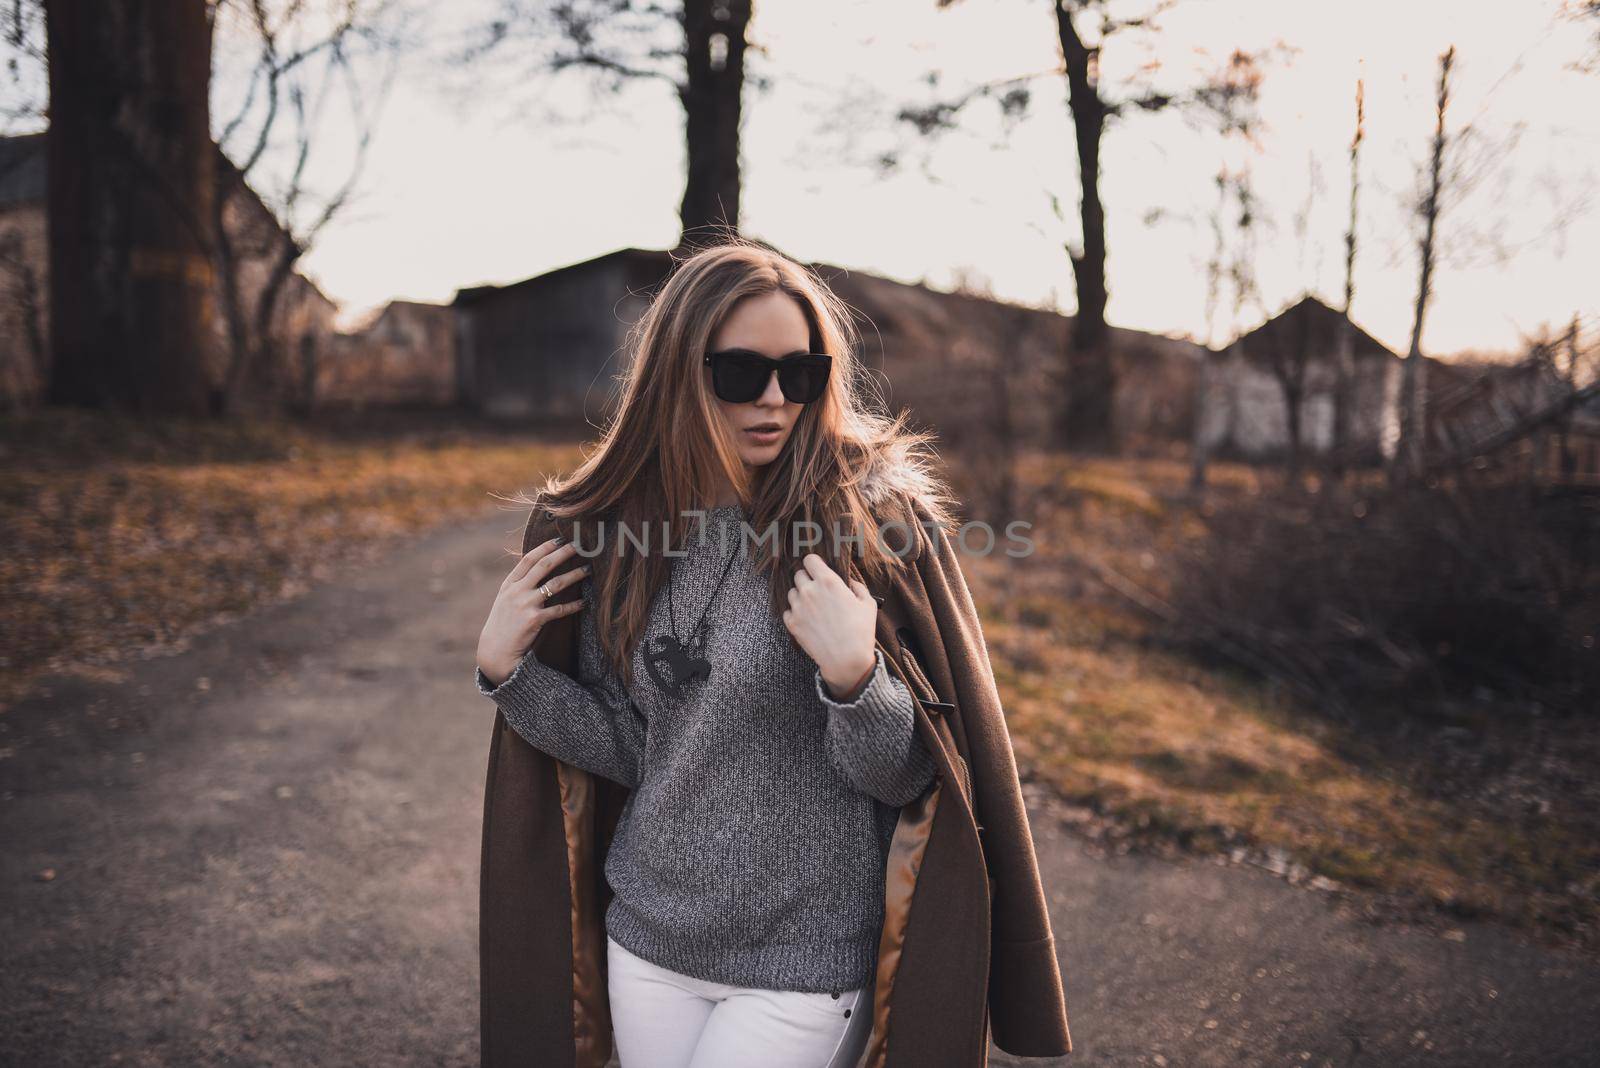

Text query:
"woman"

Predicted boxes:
[[475, 239, 1072, 1068]]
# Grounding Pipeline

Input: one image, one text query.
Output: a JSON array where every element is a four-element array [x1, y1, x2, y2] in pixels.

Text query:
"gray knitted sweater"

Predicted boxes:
[[474, 505, 937, 993]]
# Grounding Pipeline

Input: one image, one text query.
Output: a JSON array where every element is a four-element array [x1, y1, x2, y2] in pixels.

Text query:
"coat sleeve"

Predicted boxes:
[[816, 647, 938, 806], [914, 507, 1073, 1057]]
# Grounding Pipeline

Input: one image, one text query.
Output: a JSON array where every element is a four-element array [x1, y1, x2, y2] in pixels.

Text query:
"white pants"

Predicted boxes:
[[606, 935, 873, 1068]]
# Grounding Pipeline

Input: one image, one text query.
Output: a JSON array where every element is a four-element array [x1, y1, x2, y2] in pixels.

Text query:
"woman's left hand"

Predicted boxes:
[[783, 553, 878, 699]]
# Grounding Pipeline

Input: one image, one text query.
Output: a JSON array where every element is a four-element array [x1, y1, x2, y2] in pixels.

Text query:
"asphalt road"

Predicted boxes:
[[3, 508, 1596, 1067]]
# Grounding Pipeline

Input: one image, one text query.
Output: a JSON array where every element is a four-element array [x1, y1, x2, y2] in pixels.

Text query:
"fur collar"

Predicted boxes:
[[855, 439, 960, 559]]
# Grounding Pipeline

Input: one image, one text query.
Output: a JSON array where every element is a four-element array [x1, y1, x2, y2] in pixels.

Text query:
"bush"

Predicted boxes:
[[1167, 472, 1600, 715]]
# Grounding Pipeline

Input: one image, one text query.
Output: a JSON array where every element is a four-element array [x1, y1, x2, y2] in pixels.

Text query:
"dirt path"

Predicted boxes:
[[3, 509, 1595, 1066]]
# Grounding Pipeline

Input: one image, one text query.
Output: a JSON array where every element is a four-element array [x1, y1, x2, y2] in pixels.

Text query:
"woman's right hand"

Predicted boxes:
[[476, 537, 591, 688]]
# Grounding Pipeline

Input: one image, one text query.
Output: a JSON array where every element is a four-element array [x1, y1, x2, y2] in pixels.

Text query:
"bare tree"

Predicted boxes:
[[1190, 164, 1266, 492], [1260, 290, 1315, 483], [1190, 49, 1270, 490], [1248, 160, 1329, 485], [1330, 77, 1364, 480], [1, 0, 46, 130], [679, 0, 751, 242], [207, 0, 405, 415], [43, 0, 217, 416], [1393, 45, 1455, 482], [0, 1, 47, 408], [903, 0, 1180, 451], [907, 5, 1274, 455], [455, 0, 757, 247], [1188, 167, 1228, 492], [1045, 0, 1127, 453], [1569, 1, 1600, 72], [1555, 314, 1586, 479], [0, 228, 46, 409], [9, 0, 400, 416]]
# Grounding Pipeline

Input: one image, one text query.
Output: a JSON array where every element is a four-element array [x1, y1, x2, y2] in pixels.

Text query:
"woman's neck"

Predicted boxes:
[[710, 469, 752, 509]]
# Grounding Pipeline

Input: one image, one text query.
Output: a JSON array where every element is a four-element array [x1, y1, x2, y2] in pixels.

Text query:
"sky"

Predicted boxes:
[[27, 0, 1600, 358]]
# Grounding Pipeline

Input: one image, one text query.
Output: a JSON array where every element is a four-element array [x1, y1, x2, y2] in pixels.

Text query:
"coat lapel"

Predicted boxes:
[[856, 538, 994, 1067], [479, 506, 585, 1068], [891, 502, 1075, 1058]]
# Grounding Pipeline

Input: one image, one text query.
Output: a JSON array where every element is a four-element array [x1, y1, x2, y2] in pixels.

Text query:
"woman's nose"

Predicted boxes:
[[756, 369, 785, 405]]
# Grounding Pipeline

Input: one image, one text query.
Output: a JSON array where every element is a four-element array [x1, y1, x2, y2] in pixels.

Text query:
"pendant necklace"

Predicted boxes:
[[642, 513, 743, 699]]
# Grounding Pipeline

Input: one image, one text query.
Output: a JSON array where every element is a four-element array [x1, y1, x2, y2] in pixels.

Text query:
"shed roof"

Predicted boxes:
[[1228, 293, 1398, 363]]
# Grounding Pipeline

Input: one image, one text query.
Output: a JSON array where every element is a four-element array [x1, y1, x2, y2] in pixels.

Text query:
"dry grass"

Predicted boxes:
[[951, 450, 1600, 955], [0, 407, 582, 710]]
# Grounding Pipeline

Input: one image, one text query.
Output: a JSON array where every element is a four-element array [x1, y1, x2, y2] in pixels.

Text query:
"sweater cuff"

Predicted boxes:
[[814, 648, 893, 711], [476, 650, 538, 699]]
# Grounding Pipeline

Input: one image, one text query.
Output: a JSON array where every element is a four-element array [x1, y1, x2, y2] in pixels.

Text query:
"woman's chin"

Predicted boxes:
[[738, 442, 785, 467]]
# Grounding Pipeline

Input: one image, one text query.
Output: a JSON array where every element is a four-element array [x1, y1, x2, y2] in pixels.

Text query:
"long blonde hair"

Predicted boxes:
[[515, 236, 958, 687]]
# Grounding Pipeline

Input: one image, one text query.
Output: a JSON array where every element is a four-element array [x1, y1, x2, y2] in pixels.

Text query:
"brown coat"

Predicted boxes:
[[480, 491, 1074, 1067]]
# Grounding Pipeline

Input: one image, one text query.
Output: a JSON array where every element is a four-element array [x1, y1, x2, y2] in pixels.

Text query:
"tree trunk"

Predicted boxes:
[[676, 0, 750, 246], [1332, 317, 1355, 473], [1268, 309, 1310, 485], [44, 0, 215, 416], [220, 224, 301, 416], [1395, 47, 1453, 482], [1332, 81, 1363, 480], [1284, 379, 1303, 482], [1054, 2, 1116, 452], [1189, 349, 1213, 493]]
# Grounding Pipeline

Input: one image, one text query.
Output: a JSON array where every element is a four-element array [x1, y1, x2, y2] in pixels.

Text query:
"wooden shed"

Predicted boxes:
[[454, 247, 673, 423], [1198, 294, 1400, 465]]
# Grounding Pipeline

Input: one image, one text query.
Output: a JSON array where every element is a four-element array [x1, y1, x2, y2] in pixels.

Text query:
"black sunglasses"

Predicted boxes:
[[702, 349, 833, 405]]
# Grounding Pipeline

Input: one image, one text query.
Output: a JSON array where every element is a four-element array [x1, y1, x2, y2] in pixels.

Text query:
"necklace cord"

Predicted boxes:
[[667, 514, 744, 650]]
